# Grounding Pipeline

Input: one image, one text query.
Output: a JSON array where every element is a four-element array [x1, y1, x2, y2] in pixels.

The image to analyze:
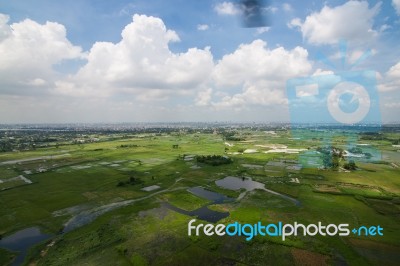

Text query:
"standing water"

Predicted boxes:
[[216, 176, 301, 206], [163, 187, 233, 223], [0, 227, 51, 266]]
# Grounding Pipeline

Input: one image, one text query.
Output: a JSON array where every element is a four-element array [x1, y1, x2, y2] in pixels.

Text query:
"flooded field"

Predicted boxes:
[[0, 127, 399, 265], [0, 227, 51, 266]]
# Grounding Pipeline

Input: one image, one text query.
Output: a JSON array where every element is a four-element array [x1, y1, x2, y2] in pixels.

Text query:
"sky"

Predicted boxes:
[[0, 0, 399, 123]]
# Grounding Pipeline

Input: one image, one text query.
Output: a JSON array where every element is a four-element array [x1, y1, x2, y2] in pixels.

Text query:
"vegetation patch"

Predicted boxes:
[[365, 198, 400, 215], [291, 248, 330, 266], [159, 191, 210, 211], [117, 176, 144, 187], [0, 127, 399, 265], [0, 248, 16, 266], [196, 155, 232, 166], [313, 184, 341, 194]]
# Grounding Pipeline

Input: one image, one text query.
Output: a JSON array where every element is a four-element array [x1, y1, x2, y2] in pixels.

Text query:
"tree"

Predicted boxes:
[[320, 146, 341, 170], [343, 160, 357, 170], [332, 155, 339, 169]]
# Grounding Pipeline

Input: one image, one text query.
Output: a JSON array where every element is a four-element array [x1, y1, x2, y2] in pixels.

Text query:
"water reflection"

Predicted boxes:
[[216, 176, 301, 206], [215, 176, 265, 191], [163, 187, 233, 223], [0, 227, 51, 266]]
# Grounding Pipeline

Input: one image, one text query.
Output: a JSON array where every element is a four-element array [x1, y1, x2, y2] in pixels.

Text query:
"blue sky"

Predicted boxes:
[[0, 0, 399, 123]]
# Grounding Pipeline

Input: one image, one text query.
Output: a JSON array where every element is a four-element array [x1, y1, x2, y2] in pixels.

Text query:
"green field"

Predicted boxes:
[[0, 128, 399, 265]]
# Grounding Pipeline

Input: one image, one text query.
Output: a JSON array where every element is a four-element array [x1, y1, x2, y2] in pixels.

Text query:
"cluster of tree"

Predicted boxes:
[[196, 155, 232, 166], [390, 138, 400, 145], [0, 141, 13, 152], [317, 146, 344, 169], [317, 146, 358, 170], [119, 144, 138, 148], [117, 176, 143, 187], [360, 132, 399, 145], [220, 131, 245, 141], [225, 136, 245, 141], [343, 160, 357, 170], [360, 132, 384, 141], [0, 140, 36, 152], [322, 154, 340, 169]]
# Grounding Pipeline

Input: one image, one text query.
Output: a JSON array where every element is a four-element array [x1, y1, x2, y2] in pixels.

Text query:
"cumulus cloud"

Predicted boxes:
[[288, 1, 381, 45], [0, 13, 214, 104], [212, 83, 289, 109], [214, 1, 240, 15], [195, 88, 212, 106], [378, 61, 400, 92], [212, 40, 312, 108], [56, 14, 214, 100], [393, 0, 400, 15], [0, 13, 84, 94], [0, 14, 12, 40]]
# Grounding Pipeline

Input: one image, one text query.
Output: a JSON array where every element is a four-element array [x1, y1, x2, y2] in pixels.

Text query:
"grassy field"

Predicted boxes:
[[0, 129, 399, 265]]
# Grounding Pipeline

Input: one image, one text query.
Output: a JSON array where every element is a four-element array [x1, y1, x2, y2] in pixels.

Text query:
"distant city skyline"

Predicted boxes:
[[0, 0, 399, 123]]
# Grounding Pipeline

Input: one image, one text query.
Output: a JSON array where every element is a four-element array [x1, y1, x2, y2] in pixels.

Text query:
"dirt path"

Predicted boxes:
[[0, 154, 70, 165]]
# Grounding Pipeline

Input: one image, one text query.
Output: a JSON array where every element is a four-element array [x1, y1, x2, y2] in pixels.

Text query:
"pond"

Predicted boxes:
[[215, 176, 265, 191], [0, 227, 52, 266], [1, 179, 299, 265], [216, 176, 301, 206], [162, 202, 229, 223], [163, 187, 233, 223], [62, 199, 136, 233], [187, 186, 229, 203]]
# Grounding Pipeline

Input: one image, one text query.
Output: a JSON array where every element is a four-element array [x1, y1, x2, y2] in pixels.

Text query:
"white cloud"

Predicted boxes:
[[265, 6, 278, 13], [197, 24, 209, 31], [312, 69, 334, 76], [0, 13, 84, 93], [379, 24, 390, 32], [212, 40, 312, 108], [0, 14, 12, 40], [289, 1, 381, 45], [379, 61, 400, 92], [214, 2, 240, 15], [195, 88, 212, 106], [118, 3, 136, 16], [56, 14, 214, 100], [329, 48, 377, 66], [255, 27, 270, 35], [282, 3, 293, 12], [26, 78, 47, 86], [295, 84, 319, 97], [348, 49, 377, 64], [384, 102, 400, 108], [287, 18, 301, 29], [393, 0, 400, 15], [212, 83, 288, 109]]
